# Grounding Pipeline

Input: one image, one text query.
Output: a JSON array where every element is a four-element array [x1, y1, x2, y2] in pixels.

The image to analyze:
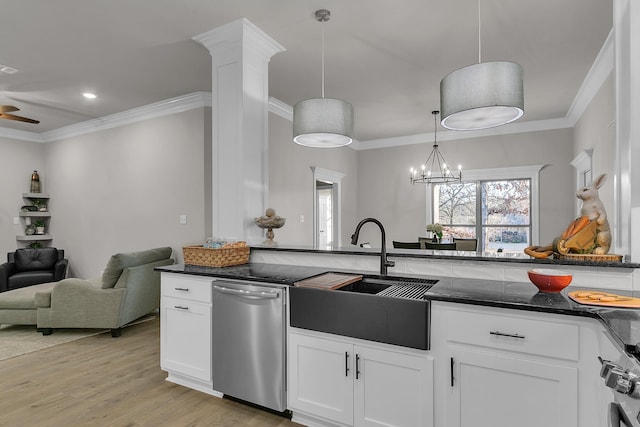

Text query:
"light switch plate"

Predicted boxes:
[[179, 214, 187, 225]]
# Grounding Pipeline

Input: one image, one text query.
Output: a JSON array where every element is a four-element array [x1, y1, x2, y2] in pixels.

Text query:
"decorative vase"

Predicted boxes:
[[255, 208, 286, 245], [30, 170, 41, 193]]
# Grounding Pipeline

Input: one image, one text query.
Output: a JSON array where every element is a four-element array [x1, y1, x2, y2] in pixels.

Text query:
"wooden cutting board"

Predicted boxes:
[[294, 273, 363, 290], [568, 290, 640, 308]]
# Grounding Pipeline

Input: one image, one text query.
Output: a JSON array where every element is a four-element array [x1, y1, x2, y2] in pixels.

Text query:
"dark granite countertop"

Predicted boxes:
[[157, 262, 640, 355], [250, 244, 639, 269]]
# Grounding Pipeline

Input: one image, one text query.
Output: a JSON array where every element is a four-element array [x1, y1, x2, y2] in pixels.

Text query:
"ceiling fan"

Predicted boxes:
[[0, 105, 40, 124]]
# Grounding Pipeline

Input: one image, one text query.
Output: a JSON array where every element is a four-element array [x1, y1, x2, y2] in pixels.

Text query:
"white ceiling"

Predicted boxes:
[[0, 0, 612, 143]]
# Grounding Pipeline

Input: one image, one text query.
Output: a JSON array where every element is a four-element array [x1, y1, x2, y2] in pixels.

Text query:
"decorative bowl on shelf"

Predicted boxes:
[[527, 268, 573, 293]]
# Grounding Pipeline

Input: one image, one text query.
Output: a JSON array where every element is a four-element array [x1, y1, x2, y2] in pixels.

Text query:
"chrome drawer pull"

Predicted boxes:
[[174, 305, 189, 310], [174, 287, 190, 292], [490, 330, 525, 340]]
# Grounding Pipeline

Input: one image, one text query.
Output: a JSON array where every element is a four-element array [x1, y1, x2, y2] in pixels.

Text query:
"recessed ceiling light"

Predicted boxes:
[[0, 64, 18, 74], [83, 92, 97, 99]]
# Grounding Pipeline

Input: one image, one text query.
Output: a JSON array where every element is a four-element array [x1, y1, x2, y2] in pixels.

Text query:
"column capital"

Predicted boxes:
[[193, 18, 285, 61]]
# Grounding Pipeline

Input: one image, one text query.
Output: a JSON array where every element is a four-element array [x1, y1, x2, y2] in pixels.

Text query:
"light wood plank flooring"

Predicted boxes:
[[0, 317, 302, 427]]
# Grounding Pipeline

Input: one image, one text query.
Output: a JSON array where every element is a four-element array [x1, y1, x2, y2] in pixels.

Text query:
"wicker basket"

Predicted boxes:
[[183, 244, 250, 267], [555, 253, 623, 263]]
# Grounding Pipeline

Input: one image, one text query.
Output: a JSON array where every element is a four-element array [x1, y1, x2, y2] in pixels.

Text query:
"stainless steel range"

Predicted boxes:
[[599, 331, 640, 426]]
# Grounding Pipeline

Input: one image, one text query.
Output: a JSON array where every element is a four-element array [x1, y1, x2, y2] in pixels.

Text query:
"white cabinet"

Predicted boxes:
[[288, 329, 433, 427], [431, 301, 602, 427], [160, 273, 219, 397]]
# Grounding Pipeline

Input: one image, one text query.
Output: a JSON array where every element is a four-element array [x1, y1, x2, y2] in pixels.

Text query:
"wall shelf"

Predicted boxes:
[[16, 234, 53, 241], [22, 193, 50, 199], [19, 212, 51, 217], [17, 193, 53, 246]]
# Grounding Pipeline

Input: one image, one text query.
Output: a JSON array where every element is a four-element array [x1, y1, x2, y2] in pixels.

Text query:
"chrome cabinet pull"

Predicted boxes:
[[174, 305, 189, 310], [345, 352, 350, 377], [174, 287, 190, 292], [355, 354, 361, 380], [490, 330, 525, 340]]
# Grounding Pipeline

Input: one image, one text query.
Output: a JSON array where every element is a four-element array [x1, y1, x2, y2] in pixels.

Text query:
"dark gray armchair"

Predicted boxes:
[[0, 248, 68, 293]]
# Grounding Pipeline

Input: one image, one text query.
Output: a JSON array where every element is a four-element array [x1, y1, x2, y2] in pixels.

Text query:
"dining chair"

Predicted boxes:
[[453, 238, 478, 251], [424, 242, 457, 250], [392, 241, 421, 249]]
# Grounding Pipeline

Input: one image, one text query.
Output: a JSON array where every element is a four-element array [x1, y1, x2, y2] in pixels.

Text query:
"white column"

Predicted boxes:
[[193, 19, 285, 241], [613, 0, 640, 260]]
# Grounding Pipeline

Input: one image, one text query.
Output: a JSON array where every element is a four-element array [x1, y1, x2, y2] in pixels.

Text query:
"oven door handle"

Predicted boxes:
[[609, 402, 633, 427], [213, 284, 280, 300]]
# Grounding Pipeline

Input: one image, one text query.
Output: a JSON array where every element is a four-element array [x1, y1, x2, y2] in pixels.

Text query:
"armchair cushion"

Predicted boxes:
[[101, 247, 173, 289], [13, 247, 59, 272]]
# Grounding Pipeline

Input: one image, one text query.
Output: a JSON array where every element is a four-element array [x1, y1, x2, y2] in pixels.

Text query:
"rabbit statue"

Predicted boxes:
[[576, 173, 611, 255]]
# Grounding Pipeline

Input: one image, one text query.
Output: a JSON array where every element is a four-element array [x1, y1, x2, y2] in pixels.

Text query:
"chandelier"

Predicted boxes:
[[410, 111, 462, 185]]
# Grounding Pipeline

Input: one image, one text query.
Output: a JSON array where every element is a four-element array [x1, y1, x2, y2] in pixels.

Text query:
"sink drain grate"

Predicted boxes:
[[377, 283, 434, 300]]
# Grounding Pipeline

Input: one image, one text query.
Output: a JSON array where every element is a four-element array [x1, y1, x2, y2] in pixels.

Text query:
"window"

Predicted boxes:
[[428, 166, 543, 253]]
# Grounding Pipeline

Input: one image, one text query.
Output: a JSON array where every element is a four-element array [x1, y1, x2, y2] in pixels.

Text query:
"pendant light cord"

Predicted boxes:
[[478, 0, 482, 64], [321, 24, 325, 98]]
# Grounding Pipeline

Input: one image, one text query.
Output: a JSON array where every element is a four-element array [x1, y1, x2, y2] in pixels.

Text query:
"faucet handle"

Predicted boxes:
[[386, 260, 395, 267]]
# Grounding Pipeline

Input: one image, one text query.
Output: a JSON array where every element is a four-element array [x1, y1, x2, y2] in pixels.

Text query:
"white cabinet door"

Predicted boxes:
[[447, 348, 578, 427], [354, 345, 434, 427], [288, 332, 354, 425], [160, 296, 211, 382]]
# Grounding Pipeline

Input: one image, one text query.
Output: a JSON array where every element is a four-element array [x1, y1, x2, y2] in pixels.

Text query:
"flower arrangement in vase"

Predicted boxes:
[[427, 223, 443, 243]]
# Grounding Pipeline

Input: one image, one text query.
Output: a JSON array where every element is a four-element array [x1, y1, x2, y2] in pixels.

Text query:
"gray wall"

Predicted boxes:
[[0, 138, 46, 257], [574, 73, 615, 216], [42, 108, 208, 278], [268, 113, 359, 246], [356, 129, 575, 247]]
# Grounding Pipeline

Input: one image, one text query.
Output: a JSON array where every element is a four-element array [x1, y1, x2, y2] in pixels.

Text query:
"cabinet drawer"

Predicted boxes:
[[445, 308, 579, 361], [161, 274, 212, 303]]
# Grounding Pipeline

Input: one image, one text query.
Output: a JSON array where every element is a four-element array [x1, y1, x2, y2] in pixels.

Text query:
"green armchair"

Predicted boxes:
[[35, 247, 174, 336]]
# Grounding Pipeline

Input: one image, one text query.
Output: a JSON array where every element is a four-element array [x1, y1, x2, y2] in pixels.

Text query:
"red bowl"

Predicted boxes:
[[527, 269, 573, 293]]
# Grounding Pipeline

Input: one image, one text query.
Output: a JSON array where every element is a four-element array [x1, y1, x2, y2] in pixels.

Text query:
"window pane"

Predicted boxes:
[[482, 180, 530, 226], [483, 226, 530, 253], [444, 226, 475, 240], [434, 182, 476, 225]]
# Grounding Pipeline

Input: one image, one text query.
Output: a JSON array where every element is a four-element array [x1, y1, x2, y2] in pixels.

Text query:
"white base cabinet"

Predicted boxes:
[[431, 301, 603, 427], [160, 273, 220, 396], [288, 328, 434, 427]]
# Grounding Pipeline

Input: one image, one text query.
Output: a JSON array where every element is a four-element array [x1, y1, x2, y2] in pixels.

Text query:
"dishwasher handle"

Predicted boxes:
[[213, 284, 280, 300]]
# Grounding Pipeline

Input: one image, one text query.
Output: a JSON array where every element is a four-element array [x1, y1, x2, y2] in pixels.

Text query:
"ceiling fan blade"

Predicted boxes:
[[0, 105, 19, 113], [0, 112, 40, 124]]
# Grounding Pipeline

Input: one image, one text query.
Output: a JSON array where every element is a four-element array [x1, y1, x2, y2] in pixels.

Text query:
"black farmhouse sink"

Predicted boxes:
[[289, 275, 438, 350]]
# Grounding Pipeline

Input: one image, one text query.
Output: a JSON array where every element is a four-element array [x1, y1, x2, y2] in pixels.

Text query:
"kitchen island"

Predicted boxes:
[[158, 256, 639, 427]]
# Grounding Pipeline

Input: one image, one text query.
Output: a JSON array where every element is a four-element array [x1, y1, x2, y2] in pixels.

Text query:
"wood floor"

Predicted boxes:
[[0, 317, 302, 427]]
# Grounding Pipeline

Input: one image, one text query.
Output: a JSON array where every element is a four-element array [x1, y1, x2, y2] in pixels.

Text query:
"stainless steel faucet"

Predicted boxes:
[[350, 217, 395, 276]]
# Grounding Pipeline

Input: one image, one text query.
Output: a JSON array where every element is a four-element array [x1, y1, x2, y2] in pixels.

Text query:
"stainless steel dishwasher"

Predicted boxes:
[[212, 278, 287, 412]]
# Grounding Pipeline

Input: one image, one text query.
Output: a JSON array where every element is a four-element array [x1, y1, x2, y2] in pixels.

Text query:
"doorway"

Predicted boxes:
[[312, 167, 344, 248], [316, 181, 334, 247]]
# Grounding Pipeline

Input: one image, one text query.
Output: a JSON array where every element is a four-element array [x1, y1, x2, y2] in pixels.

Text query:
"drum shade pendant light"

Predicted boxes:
[[410, 111, 462, 185], [440, 0, 524, 131], [293, 9, 354, 148]]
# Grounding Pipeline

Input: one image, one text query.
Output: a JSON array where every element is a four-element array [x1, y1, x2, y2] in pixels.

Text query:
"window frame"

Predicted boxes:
[[426, 165, 545, 250]]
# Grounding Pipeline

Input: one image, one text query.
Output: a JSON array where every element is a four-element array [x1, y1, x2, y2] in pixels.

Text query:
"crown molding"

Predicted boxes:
[[353, 117, 574, 151], [268, 97, 293, 121], [0, 127, 44, 143], [566, 29, 614, 125], [35, 92, 212, 143]]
